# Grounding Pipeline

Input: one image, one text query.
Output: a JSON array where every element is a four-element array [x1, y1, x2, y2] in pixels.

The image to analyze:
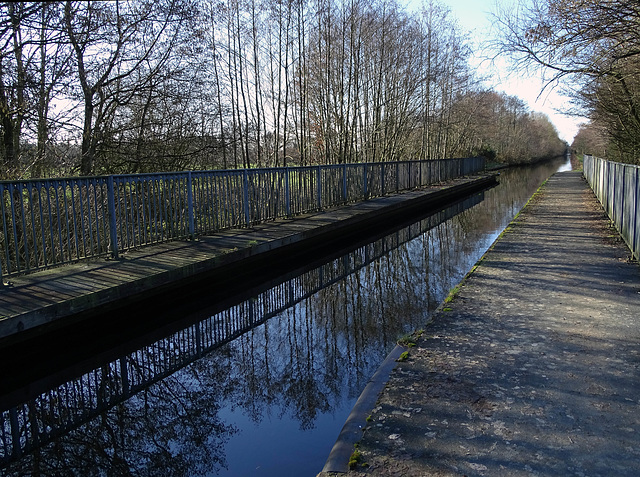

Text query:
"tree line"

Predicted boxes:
[[495, 0, 640, 164], [0, 0, 566, 180]]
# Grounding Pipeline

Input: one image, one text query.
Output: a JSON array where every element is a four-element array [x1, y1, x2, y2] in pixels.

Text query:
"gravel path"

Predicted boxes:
[[321, 171, 640, 477]]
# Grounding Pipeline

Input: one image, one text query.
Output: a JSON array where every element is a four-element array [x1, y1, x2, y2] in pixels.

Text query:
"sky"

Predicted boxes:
[[408, 0, 588, 144]]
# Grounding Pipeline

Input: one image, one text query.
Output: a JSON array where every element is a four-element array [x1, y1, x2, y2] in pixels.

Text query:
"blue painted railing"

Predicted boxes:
[[583, 155, 640, 261], [0, 157, 484, 281]]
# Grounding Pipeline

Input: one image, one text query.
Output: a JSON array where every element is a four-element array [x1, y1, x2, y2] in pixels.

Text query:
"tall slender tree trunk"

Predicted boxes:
[[0, 62, 17, 178]]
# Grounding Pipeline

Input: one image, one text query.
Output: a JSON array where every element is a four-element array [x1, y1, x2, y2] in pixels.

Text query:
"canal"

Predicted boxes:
[[0, 157, 570, 476]]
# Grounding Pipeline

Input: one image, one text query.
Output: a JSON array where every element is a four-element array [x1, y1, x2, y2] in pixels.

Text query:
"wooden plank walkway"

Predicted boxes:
[[0, 174, 497, 343]]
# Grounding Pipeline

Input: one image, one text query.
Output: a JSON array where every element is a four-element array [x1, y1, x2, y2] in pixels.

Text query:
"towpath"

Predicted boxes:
[[322, 170, 640, 476]]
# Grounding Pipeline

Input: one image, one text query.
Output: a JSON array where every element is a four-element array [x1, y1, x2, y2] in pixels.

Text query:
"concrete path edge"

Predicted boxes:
[[322, 344, 406, 473]]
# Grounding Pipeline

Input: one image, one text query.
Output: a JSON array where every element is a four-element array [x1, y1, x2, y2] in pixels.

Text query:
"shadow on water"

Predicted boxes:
[[0, 158, 568, 476]]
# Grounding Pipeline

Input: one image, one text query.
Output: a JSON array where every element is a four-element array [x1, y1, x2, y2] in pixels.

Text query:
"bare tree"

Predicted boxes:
[[572, 121, 608, 157], [0, 0, 570, 179], [0, 2, 40, 178], [63, 0, 189, 175], [0, 2, 76, 179], [493, 0, 640, 163]]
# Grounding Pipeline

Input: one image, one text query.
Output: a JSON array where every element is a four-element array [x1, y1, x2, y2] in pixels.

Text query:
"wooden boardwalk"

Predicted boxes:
[[0, 174, 497, 343]]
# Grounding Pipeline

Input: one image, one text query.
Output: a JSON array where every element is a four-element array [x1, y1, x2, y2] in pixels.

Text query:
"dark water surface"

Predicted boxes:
[[0, 158, 570, 476]]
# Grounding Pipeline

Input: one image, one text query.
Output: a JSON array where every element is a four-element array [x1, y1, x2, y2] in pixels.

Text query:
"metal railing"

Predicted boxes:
[[0, 192, 483, 467], [0, 157, 485, 281], [583, 155, 640, 261]]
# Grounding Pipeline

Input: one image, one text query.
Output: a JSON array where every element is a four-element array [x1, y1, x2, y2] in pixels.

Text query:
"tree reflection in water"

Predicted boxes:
[[5, 368, 237, 476], [1, 158, 567, 476]]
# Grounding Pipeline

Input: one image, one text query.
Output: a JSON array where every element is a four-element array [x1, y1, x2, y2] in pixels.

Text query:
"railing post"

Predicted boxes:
[[107, 176, 119, 259], [285, 167, 291, 217], [316, 166, 322, 209], [10, 407, 21, 459], [187, 171, 195, 239], [196, 322, 203, 357], [600, 157, 605, 200], [0, 183, 4, 286], [243, 169, 251, 227], [364, 163, 368, 199], [120, 357, 130, 397], [606, 161, 612, 215], [634, 167, 640, 260], [0, 211, 3, 285], [610, 162, 615, 217], [381, 163, 385, 196], [620, 165, 626, 234], [343, 163, 348, 203]]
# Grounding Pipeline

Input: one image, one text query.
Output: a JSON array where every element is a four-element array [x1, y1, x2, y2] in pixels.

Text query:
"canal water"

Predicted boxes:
[[1, 158, 570, 476]]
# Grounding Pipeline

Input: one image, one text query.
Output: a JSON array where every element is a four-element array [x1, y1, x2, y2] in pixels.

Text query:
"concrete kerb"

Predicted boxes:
[[321, 344, 406, 474]]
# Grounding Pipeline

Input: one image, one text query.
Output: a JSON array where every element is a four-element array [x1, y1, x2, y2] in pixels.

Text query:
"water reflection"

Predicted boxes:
[[1, 194, 481, 474], [0, 158, 566, 476], [556, 150, 573, 173]]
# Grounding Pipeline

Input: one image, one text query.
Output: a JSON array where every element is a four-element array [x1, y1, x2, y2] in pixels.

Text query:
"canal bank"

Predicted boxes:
[[0, 173, 496, 344], [322, 170, 640, 476]]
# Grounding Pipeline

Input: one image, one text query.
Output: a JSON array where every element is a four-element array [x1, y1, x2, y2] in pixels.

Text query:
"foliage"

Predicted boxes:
[[397, 329, 423, 347], [454, 90, 566, 164], [349, 449, 363, 469], [444, 284, 461, 303], [571, 122, 608, 158], [494, 0, 640, 164], [0, 0, 567, 180]]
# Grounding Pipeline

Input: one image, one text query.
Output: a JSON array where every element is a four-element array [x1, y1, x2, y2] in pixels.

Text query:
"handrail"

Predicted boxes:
[[0, 157, 485, 282], [583, 155, 640, 261]]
